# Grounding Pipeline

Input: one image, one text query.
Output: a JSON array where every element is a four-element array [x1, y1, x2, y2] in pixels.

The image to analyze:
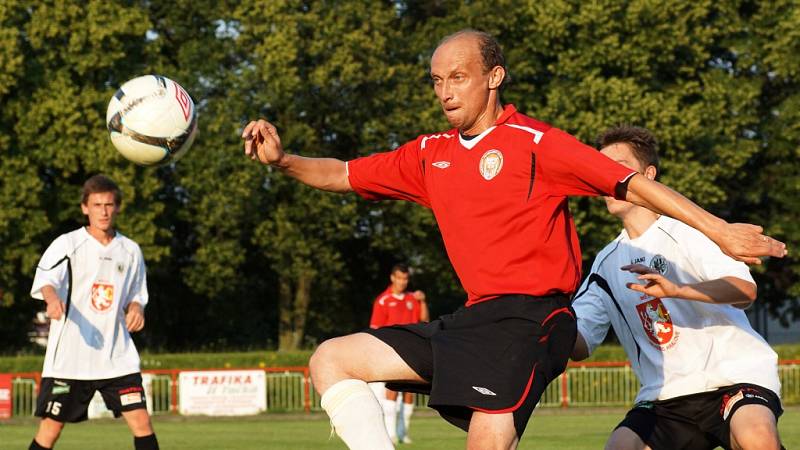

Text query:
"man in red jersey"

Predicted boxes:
[[242, 29, 786, 450], [368, 264, 428, 444]]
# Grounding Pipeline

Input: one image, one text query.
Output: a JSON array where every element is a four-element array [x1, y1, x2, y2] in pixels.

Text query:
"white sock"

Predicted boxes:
[[320, 379, 395, 450], [382, 399, 398, 441], [403, 402, 414, 434]]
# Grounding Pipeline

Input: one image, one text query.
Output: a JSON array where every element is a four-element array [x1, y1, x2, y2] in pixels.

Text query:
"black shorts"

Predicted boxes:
[[364, 294, 576, 438], [35, 373, 148, 423], [618, 383, 783, 450]]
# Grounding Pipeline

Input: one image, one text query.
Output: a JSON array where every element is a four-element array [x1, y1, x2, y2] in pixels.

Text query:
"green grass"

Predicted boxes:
[[1, 408, 798, 450]]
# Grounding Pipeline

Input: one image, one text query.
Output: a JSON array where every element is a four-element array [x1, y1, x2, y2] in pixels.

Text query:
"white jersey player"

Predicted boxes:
[[571, 126, 784, 450], [28, 175, 159, 450]]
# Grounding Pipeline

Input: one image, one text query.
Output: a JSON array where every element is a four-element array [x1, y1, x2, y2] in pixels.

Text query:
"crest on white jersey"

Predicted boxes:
[[636, 298, 674, 347], [649, 254, 669, 275], [479, 149, 503, 180], [90, 282, 114, 313]]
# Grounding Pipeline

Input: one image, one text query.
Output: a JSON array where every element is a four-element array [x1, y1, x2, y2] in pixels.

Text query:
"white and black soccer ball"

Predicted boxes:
[[106, 75, 198, 166]]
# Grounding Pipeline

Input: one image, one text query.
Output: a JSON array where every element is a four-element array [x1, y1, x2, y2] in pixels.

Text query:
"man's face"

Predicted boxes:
[[81, 192, 119, 233], [600, 143, 646, 217], [390, 270, 409, 294], [430, 35, 493, 134]]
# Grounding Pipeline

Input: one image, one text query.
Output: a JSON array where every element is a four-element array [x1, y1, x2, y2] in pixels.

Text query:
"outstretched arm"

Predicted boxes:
[[623, 175, 787, 264], [242, 119, 352, 193], [622, 264, 755, 308]]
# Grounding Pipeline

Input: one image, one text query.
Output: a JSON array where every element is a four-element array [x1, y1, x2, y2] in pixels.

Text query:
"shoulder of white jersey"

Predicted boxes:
[[588, 233, 626, 274], [655, 216, 723, 253], [114, 232, 145, 259], [60, 228, 90, 254]]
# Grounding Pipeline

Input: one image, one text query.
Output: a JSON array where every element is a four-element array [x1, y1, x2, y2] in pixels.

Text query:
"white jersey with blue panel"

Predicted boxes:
[[572, 216, 780, 403]]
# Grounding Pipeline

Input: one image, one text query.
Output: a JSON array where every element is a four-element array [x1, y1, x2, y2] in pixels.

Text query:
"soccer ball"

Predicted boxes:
[[106, 75, 198, 166]]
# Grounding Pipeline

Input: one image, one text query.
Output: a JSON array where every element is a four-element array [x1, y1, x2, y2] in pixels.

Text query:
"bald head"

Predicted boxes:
[[435, 29, 509, 90]]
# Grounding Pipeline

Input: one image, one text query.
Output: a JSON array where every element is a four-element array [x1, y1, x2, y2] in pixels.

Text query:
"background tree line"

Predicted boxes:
[[0, 0, 797, 352]]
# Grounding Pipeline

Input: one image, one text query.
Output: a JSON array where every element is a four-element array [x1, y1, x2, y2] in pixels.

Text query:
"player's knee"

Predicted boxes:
[[732, 423, 780, 450], [309, 339, 343, 385]]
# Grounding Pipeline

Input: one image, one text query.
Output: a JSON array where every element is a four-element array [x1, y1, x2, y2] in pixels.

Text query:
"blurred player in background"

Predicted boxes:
[[28, 175, 158, 450], [243, 29, 786, 450], [571, 126, 783, 450], [369, 264, 428, 444]]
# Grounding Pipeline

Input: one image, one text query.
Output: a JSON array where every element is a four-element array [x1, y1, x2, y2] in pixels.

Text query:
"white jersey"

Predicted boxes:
[[31, 227, 148, 380], [573, 216, 780, 403]]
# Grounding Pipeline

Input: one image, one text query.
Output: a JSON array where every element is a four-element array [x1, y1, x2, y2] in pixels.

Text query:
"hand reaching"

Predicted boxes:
[[621, 264, 680, 299], [242, 119, 285, 166]]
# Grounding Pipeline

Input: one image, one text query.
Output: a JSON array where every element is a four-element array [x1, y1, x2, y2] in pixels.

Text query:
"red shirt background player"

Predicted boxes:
[[368, 263, 428, 444], [370, 265, 428, 329]]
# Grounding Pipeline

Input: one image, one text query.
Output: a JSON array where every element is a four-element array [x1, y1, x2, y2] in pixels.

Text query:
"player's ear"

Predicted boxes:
[[644, 165, 657, 181], [488, 66, 505, 90]]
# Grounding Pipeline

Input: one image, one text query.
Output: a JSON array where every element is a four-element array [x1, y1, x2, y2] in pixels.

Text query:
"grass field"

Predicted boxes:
[[1, 408, 798, 449]]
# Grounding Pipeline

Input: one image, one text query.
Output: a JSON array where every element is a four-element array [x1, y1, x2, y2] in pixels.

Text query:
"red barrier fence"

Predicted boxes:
[[4, 360, 800, 417]]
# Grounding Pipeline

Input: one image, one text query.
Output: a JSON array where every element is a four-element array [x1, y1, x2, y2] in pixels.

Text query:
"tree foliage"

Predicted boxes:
[[0, 0, 797, 353]]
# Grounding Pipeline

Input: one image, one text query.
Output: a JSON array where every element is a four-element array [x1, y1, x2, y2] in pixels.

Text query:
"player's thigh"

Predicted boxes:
[[605, 426, 650, 450], [310, 332, 425, 390], [121, 408, 154, 437], [98, 373, 148, 418], [729, 404, 781, 450], [466, 411, 518, 450], [35, 378, 94, 423]]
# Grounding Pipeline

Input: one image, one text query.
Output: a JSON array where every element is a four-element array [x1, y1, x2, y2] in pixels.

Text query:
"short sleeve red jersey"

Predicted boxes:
[[369, 288, 422, 328], [348, 105, 636, 306]]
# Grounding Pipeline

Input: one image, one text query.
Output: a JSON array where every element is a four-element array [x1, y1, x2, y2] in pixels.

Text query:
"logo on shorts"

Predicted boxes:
[[119, 386, 144, 406], [649, 254, 669, 275], [52, 381, 70, 395], [120, 392, 143, 406], [636, 298, 674, 347], [472, 386, 497, 396], [479, 149, 503, 181], [90, 282, 114, 313], [721, 390, 744, 420]]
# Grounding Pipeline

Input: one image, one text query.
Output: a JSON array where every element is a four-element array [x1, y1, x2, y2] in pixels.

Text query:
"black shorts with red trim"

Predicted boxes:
[[618, 383, 784, 450], [35, 373, 148, 423], [364, 294, 576, 437]]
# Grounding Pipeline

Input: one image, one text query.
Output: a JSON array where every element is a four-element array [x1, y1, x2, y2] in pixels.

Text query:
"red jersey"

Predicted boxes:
[[369, 288, 422, 328], [348, 105, 635, 306]]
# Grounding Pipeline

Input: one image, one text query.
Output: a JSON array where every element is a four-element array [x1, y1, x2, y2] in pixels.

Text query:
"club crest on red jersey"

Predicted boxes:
[[479, 149, 503, 180], [90, 282, 114, 313], [636, 298, 674, 346]]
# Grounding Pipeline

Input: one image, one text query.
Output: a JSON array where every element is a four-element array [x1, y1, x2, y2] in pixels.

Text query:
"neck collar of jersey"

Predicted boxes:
[[495, 104, 517, 125], [456, 104, 518, 150]]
